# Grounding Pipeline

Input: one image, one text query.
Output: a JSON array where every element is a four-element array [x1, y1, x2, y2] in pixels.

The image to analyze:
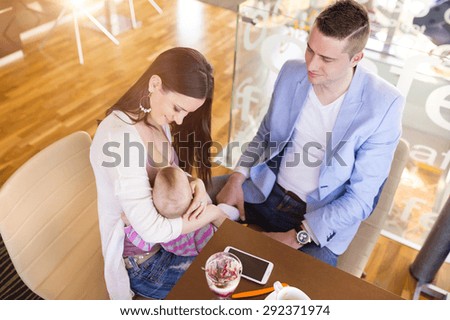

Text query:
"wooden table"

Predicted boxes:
[[166, 219, 400, 300]]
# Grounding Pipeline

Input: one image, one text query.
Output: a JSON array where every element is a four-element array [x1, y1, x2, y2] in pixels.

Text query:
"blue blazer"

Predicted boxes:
[[238, 60, 404, 254]]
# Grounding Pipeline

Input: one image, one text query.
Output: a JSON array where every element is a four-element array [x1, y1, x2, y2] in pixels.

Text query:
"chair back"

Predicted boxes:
[[337, 139, 410, 277], [0, 131, 108, 299]]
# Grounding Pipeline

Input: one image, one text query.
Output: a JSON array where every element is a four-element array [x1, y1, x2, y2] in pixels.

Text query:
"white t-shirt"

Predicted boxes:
[[277, 88, 345, 201]]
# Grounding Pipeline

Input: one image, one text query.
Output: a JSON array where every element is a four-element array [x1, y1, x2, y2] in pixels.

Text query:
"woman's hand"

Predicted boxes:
[[181, 203, 226, 234], [185, 178, 210, 220], [208, 204, 227, 228]]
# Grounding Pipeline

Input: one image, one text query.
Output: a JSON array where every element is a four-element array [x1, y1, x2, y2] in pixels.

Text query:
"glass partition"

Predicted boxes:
[[224, 0, 450, 251]]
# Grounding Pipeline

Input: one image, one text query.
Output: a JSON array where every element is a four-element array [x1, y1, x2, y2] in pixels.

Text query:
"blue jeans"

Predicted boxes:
[[127, 248, 195, 299], [244, 183, 338, 267]]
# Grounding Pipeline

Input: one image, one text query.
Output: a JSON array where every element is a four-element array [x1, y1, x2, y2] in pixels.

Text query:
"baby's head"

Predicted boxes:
[[152, 166, 192, 218]]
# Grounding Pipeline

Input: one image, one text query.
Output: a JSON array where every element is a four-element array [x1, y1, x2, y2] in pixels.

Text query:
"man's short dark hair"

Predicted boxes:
[[314, 0, 370, 57]]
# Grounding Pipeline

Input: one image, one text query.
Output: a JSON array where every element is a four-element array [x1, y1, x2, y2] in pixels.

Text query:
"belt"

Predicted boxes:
[[276, 183, 306, 205], [123, 252, 156, 269]]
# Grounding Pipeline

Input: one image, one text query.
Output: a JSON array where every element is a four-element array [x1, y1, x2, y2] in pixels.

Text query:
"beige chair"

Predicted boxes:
[[0, 131, 108, 299], [337, 139, 410, 277]]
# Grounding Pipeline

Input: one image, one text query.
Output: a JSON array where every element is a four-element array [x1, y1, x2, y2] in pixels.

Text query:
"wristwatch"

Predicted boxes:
[[296, 229, 311, 246]]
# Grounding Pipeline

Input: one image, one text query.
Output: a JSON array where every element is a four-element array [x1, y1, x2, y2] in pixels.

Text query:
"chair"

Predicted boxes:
[[0, 131, 108, 299], [337, 139, 410, 277], [40, 1, 120, 65]]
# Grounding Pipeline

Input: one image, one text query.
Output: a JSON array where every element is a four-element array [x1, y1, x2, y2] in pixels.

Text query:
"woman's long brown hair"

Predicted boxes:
[[106, 47, 214, 186]]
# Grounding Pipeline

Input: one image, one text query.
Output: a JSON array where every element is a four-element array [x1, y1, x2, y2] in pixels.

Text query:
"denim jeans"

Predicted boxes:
[[244, 183, 338, 267], [127, 248, 195, 299]]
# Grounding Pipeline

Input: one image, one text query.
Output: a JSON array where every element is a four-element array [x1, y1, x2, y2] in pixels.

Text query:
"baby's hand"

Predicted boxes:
[[121, 212, 130, 226]]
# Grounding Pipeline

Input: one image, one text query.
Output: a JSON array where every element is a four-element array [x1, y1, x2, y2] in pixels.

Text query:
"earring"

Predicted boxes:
[[139, 92, 152, 114]]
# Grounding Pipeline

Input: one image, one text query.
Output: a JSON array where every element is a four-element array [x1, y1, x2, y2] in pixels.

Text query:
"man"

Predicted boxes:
[[216, 0, 404, 266]]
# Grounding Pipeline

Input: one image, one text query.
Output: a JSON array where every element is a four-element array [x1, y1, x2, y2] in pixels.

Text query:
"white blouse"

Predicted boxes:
[[90, 110, 182, 299]]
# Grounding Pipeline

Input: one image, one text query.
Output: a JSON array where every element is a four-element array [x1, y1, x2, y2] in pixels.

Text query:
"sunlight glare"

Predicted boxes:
[[176, 0, 205, 47]]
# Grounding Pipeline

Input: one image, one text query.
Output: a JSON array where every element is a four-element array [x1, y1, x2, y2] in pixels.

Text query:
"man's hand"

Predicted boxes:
[[216, 172, 246, 221], [262, 229, 301, 249]]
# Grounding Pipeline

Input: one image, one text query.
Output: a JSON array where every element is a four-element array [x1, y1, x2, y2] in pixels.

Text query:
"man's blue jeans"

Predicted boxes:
[[244, 182, 338, 267]]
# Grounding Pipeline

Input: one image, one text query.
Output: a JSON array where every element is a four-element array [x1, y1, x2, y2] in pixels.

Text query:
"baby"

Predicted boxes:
[[124, 166, 238, 256]]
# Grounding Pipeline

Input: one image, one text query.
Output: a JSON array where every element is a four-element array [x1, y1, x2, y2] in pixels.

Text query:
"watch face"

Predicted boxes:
[[296, 230, 310, 245]]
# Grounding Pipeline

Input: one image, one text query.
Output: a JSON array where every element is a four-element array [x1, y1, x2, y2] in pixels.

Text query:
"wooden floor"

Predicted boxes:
[[0, 0, 448, 299]]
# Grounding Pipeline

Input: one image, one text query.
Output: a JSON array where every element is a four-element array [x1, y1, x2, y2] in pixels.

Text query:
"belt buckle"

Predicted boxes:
[[286, 190, 300, 202], [278, 183, 303, 204], [135, 255, 146, 264], [124, 253, 152, 269]]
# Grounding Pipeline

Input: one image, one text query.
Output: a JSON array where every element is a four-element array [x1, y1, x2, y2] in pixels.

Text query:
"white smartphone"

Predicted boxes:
[[224, 246, 274, 285]]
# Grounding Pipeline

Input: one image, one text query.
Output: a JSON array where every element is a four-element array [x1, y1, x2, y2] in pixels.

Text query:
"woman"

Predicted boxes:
[[90, 47, 225, 299]]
